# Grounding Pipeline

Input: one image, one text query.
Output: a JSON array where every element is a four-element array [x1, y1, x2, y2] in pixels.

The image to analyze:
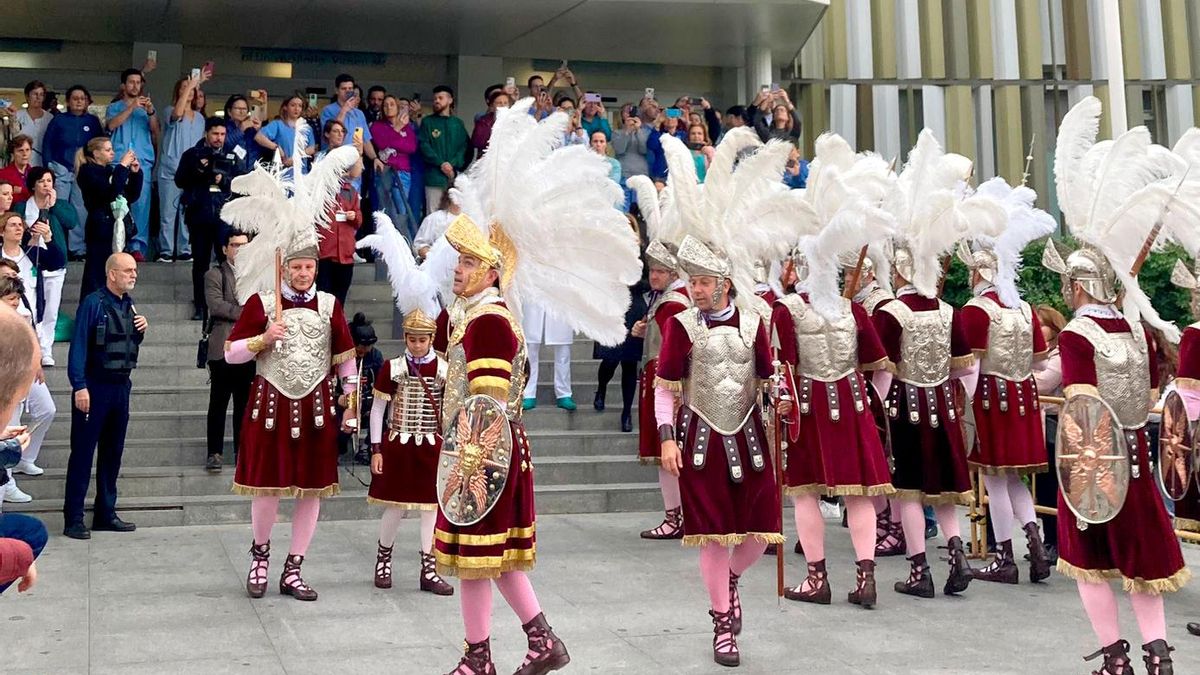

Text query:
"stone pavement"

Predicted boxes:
[[4, 511, 1198, 674]]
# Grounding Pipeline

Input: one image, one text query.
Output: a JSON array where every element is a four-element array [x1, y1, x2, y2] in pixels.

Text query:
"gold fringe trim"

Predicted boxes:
[[1032, 348, 1050, 362], [882, 360, 898, 375], [655, 376, 683, 392], [639, 456, 663, 466], [1174, 516, 1200, 533], [681, 532, 785, 548], [366, 497, 437, 510], [969, 462, 1049, 477], [1056, 559, 1192, 595], [331, 348, 356, 366], [950, 354, 976, 370], [435, 525, 536, 546], [784, 483, 895, 498], [890, 488, 974, 506], [859, 357, 889, 373], [371, 388, 392, 402], [231, 482, 340, 499], [434, 548, 536, 579], [1174, 377, 1200, 392], [1063, 383, 1100, 399]]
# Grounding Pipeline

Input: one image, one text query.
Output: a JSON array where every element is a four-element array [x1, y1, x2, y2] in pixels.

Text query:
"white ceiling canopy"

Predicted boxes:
[[8, 0, 828, 68]]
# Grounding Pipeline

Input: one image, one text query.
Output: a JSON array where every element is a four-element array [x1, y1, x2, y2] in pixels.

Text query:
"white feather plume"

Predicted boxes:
[[357, 212, 442, 318], [971, 178, 1057, 307], [1054, 96, 1102, 228]]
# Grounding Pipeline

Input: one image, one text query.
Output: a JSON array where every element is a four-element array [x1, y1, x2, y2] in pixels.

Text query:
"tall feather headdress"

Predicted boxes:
[[1048, 96, 1196, 342], [959, 177, 1056, 308], [221, 119, 360, 304], [448, 98, 641, 346], [357, 212, 442, 329]]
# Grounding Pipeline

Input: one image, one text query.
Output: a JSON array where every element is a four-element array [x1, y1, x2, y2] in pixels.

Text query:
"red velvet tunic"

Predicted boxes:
[[657, 308, 783, 546], [638, 298, 688, 463], [1056, 317, 1188, 593], [230, 292, 355, 498], [771, 298, 894, 497], [961, 291, 1049, 475], [873, 294, 974, 505], [1171, 325, 1200, 532], [434, 304, 537, 579], [367, 357, 442, 510]]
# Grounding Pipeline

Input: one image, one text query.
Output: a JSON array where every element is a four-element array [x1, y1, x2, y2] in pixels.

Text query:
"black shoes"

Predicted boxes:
[[92, 517, 137, 532], [63, 522, 91, 540], [620, 412, 632, 432], [593, 391, 605, 411], [206, 454, 223, 473]]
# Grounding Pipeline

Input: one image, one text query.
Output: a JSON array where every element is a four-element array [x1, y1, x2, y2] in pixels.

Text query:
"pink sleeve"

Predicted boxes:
[[654, 384, 677, 428], [871, 370, 892, 400], [224, 338, 255, 364], [337, 358, 358, 394], [369, 396, 387, 444], [954, 359, 980, 400], [1033, 352, 1063, 395]]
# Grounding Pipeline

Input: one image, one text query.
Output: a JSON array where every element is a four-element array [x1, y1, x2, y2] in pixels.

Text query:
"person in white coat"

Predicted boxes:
[[521, 300, 576, 410]]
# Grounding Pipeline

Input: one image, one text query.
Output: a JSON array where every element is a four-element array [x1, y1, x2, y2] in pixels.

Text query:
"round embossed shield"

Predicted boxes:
[[1055, 393, 1130, 525], [1157, 390, 1194, 501], [436, 394, 514, 527]]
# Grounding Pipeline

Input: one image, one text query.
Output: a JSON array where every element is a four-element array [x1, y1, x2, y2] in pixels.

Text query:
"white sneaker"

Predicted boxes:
[[819, 500, 841, 521], [41, 355, 55, 367], [13, 460, 43, 476], [353, 252, 366, 263], [2, 481, 32, 503]]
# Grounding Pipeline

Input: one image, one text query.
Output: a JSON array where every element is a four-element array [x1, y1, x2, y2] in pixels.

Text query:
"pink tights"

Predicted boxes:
[[898, 500, 961, 556], [378, 507, 437, 553], [250, 496, 321, 556], [1077, 580, 1167, 646], [699, 541, 766, 612], [982, 473, 1037, 542], [792, 495, 878, 564], [459, 572, 543, 643], [658, 467, 682, 511]]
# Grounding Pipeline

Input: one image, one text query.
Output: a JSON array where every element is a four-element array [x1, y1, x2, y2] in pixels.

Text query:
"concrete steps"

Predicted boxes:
[[19, 260, 661, 529]]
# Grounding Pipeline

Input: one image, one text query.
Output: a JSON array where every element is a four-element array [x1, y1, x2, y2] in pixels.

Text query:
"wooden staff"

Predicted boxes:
[[843, 246, 868, 299], [770, 360, 787, 602], [274, 248, 283, 323], [1129, 167, 1189, 277], [1019, 134, 1037, 188], [1037, 395, 1162, 415]]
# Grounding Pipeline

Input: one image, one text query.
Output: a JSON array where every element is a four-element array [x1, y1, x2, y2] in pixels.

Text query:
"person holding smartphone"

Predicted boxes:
[[222, 94, 262, 166], [256, 95, 317, 179], [104, 68, 158, 262], [319, 74, 383, 194], [580, 92, 611, 141], [753, 85, 801, 143], [17, 167, 77, 366], [645, 108, 687, 183], [156, 72, 210, 263]]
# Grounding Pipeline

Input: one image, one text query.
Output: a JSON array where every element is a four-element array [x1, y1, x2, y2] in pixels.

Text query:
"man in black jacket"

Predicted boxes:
[[175, 116, 249, 320]]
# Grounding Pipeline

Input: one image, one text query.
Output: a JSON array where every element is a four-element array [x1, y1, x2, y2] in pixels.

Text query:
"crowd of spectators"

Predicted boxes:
[[0, 60, 812, 518]]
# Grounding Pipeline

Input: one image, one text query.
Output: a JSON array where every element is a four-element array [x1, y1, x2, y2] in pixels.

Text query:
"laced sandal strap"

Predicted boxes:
[[282, 556, 313, 592]]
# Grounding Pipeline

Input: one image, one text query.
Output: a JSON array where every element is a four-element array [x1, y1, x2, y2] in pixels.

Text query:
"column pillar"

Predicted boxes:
[[745, 45, 773, 103]]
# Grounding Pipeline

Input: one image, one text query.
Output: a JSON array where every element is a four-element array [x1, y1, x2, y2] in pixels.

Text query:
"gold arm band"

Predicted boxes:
[[372, 388, 393, 402], [472, 385, 509, 400], [469, 376, 511, 393], [1174, 377, 1200, 392], [331, 348, 356, 365], [467, 358, 513, 373], [654, 376, 683, 392], [950, 354, 976, 370], [247, 334, 268, 354], [1063, 383, 1100, 399]]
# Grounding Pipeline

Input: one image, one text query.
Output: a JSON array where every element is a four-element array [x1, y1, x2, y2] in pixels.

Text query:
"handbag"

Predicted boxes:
[[197, 316, 212, 369]]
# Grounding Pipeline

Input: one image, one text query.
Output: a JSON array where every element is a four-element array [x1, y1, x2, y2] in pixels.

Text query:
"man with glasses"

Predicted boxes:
[[202, 230, 254, 473]]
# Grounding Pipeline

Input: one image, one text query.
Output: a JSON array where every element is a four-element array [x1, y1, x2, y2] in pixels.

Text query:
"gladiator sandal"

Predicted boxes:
[[874, 510, 906, 557], [279, 554, 318, 601], [972, 539, 1018, 585], [1142, 639, 1176, 675], [639, 506, 683, 540], [445, 638, 497, 675], [1023, 521, 1051, 583], [374, 542, 393, 589], [1082, 639, 1131, 675], [847, 559, 877, 609], [246, 541, 270, 599], [728, 570, 743, 635], [709, 609, 740, 668], [513, 612, 571, 675], [942, 536, 974, 595], [420, 551, 454, 596], [893, 553, 935, 599], [783, 560, 832, 605]]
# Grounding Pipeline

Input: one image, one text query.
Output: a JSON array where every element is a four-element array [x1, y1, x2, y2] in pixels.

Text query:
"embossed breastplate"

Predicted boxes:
[[1063, 317, 1151, 428], [859, 286, 893, 317], [882, 300, 953, 387], [442, 302, 529, 430], [645, 289, 690, 359], [257, 291, 334, 400], [388, 357, 447, 444], [678, 308, 759, 435], [781, 295, 858, 381], [966, 297, 1034, 381]]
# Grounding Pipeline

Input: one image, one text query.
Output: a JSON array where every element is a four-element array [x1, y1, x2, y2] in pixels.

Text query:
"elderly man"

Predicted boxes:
[[0, 305, 47, 594], [63, 253, 147, 539]]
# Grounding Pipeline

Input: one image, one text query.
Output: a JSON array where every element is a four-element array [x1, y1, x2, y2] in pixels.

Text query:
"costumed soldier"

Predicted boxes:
[[220, 128, 361, 602], [1044, 96, 1190, 674], [874, 129, 1003, 599], [956, 177, 1056, 585], [652, 130, 807, 667], [430, 99, 640, 675], [1167, 259, 1200, 642], [62, 252, 147, 539], [772, 138, 897, 609], [356, 222, 454, 595], [627, 176, 691, 540]]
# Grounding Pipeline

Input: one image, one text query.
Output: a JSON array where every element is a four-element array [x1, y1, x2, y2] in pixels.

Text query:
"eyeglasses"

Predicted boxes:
[[230, 106, 248, 112]]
